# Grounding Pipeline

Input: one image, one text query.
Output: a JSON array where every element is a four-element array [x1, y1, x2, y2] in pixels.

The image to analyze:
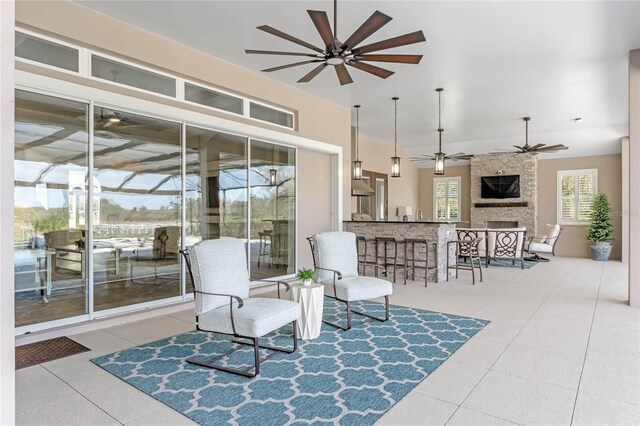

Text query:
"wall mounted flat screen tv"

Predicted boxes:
[[481, 175, 520, 199]]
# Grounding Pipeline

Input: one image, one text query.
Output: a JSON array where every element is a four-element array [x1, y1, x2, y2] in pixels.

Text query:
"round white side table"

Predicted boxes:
[[290, 283, 324, 340]]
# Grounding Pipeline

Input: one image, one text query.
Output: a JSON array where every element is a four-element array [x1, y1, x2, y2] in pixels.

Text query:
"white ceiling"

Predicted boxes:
[[76, 1, 640, 165]]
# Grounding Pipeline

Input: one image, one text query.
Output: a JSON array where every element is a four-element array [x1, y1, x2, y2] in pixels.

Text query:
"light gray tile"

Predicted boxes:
[[447, 338, 507, 369], [572, 391, 640, 426], [378, 393, 458, 426], [580, 359, 640, 404], [491, 343, 584, 389], [42, 356, 122, 393], [83, 381, 162, 423], [16, 365, 78, 415], [463, 371, 576, 425], [16, 394, 119, 426], [446, 407, 517, 425], [415, 360, 488, 405]]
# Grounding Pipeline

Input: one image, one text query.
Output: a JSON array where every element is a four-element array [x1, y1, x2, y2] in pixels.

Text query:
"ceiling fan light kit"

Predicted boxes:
[[247, 0, 426, 85], [390, 97, 401, 178]]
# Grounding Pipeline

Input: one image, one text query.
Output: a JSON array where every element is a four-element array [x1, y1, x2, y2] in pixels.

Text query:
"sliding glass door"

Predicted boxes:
[[92, 107, 182, 311], [14, 90, 297, 330], [249, 140, 296, 279], [14, 90, 89, 327]]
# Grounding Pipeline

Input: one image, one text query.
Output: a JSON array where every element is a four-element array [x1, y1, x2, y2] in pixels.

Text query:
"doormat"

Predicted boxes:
[[92, 299, 489, 425], [16, 336, 90, 369]]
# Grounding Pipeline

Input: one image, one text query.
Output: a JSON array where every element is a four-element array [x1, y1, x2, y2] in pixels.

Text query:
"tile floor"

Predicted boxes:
[[15, 257, 640, 425]]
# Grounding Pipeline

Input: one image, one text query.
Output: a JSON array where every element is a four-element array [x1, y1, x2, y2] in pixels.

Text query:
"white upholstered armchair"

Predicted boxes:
[[181, 239, 300, 377], [308, 232, 393, 330], [524, 224, 562, 261]]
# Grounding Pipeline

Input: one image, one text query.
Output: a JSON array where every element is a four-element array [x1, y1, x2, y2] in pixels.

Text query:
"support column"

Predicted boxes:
[[629, 49, 640, 307], [0, 1, 16, 424]]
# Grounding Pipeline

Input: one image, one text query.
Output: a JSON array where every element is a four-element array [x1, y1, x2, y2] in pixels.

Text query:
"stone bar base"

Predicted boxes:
[[343, 221, 456, 283]]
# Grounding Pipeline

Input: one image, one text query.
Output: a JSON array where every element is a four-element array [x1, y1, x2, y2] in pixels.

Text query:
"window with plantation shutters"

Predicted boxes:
[[557, 169, 597, 225], [433, 177, 461, 221]]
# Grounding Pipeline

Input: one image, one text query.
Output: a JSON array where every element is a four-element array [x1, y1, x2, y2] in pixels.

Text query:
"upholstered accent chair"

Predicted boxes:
[[181, 239, 300, 377], [524, 224, 562, 261], [308, 231, 393, 331]]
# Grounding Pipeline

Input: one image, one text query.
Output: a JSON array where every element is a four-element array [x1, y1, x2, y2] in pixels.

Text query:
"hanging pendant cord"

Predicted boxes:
[[394, 98, 398, 156], [355, 106, 359, 161], [438, 89, 443, 153], [334, 0, 337, 40]]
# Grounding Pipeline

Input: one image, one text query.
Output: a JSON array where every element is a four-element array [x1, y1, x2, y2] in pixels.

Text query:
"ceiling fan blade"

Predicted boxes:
[[355, 54, 423, 64], [257, 25, 324, 53], [298, 63, 328, 83], [448, 154, 474, 160], [262, 59, 322, 72], [529, 143, 546, 150], [411, 157, 434, 162], [347, 61, 394, 79], [335, 64, 353, 85], [513, 145, 527, 152], [308, 10, 335, 49], [354, 30, 426, 54], [340, 10, 392, 51], [535, 144, 569, 152], [245, 49, 321, 58]]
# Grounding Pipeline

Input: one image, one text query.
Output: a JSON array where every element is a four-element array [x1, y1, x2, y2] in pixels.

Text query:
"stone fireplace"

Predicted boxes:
[[470, 153, 537, 233]]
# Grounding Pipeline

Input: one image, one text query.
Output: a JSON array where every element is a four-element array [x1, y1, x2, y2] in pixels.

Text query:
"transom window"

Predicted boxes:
[[433, 177, 461, 221], [557, 169, 597, 224]]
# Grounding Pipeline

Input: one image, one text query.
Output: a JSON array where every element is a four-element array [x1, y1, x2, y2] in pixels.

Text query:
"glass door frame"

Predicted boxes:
[[14, 77, 310, 335]]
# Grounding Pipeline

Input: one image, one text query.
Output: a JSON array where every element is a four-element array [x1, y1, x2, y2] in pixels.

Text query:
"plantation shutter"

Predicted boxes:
[[557, 170, 597, 224], [434, 177, 461, 221]]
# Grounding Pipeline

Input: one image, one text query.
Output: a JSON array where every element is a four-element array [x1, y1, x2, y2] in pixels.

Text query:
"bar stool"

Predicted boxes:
[[446, 238, 483, 285], [375, 237, 405, 283], [404, 238, 439, 287], [257, 230, 272, 268], [356, 236, 376, 276]]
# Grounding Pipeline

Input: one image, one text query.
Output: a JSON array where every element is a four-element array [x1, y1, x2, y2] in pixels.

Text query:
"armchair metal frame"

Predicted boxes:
[[524, 228, 563, 262], [180, 249, 297, 378], [307, 237, 389, 331]]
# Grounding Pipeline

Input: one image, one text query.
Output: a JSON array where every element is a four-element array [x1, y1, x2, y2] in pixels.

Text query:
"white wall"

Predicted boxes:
[[0, 1, 15, 423]]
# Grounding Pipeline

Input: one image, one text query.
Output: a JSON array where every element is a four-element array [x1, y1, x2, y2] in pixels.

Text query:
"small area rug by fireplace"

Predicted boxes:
[[92, 299, 489, 425]]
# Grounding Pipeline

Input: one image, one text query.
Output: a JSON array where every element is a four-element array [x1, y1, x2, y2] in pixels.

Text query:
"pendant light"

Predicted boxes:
[[390, 97, 401, 178], [434, 88, 445, 175], [352, 105, 363, 180]]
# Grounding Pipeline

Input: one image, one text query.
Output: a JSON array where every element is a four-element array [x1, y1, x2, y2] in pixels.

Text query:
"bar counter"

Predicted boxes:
[[343, 220, 457, 282]]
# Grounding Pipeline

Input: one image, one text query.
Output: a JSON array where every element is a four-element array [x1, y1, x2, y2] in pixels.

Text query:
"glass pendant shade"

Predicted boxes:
[[391, 156, 401, 177], [269, 168, 277, 185], [352, 160, 363, 180], [434, 152, 445, 175]]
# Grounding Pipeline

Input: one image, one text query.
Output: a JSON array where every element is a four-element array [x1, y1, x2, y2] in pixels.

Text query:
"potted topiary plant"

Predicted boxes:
[[585, 192, 614, 261], [296, 268, 316, 286]]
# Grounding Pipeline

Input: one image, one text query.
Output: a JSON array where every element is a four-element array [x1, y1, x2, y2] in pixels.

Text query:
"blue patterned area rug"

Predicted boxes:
[[92, 299, 489, 425]]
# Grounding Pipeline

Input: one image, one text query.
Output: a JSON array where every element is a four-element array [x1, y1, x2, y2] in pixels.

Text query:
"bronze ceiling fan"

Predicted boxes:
[[246, 0, 426, 85], [511, 117, 569, 154]]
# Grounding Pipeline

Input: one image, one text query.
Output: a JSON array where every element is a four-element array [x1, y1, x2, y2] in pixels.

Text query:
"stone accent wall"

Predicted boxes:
[[343, 221, 456, 282], [470, 153, 538, 234]]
